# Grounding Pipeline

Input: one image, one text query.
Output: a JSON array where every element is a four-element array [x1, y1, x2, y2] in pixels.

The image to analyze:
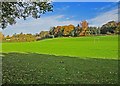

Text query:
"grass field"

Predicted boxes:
[[1, 35, 119, 84], [2, 35, 118, 59], [2, 53, 118, 84]]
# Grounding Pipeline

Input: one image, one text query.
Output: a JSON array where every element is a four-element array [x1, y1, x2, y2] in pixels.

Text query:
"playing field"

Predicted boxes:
[[1, 35, 119, 84]]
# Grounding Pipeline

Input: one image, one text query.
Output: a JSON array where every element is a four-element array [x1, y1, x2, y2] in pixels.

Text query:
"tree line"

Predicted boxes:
[[1, 20, 120, 42], [49, 21, 119, 38]]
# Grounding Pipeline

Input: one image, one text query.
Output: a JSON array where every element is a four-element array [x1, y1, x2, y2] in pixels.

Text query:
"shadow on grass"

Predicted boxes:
[[2, 52, 119, 84]]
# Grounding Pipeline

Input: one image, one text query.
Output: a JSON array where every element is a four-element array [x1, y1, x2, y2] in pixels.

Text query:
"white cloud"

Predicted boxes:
[[54, 15, 64, 19], [66, 17, 70, 20], [2, 15, 80, 36], [93, 2, 117, 11], [2, 7, 118, 36], [88, 8, 118, 27], [56, 5, 70, 12]]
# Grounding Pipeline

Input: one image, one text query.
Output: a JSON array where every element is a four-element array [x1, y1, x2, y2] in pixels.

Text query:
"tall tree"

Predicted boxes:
[[49, 27, 55, 35], [0, 1, 53, 29], [80, 21, 88, 36]]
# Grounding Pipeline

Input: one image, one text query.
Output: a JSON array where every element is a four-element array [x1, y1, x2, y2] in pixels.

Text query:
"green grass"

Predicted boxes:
[[1, 35, 119, 84], [2, 53, 118, 84], [2, 35, 118, 59]]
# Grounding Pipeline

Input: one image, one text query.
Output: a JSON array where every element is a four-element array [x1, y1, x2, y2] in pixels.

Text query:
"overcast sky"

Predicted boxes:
[[2, 2, 118, 36]]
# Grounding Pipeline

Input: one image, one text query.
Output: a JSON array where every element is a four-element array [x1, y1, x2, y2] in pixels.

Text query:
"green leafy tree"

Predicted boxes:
[[97, 27, 101, 35], [74, 24, 80, 37], [115, 22, 120, 34], [0, 1, 53, 29], [101, 21, 117, 34], [70, 30, 75, 37], [49, 27, 55, 35], [58, 28, 64, 37]]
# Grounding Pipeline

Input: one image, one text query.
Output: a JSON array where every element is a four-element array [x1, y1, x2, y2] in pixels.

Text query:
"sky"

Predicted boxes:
[[1, 2, 118, 36]]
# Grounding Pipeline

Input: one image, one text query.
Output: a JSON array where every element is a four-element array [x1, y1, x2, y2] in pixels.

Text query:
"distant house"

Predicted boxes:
[[36, 37, 42, 41]]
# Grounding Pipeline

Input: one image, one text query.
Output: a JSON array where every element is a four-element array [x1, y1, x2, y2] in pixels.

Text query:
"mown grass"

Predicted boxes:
[[2, 35, 118, 59], [1, 35, 119, 84], [2, 53, 118, 84]]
